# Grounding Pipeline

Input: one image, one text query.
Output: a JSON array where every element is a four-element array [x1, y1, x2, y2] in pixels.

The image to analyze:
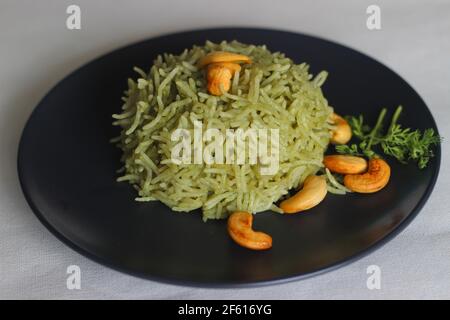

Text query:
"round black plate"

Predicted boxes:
[[18, 28, 440, 287]]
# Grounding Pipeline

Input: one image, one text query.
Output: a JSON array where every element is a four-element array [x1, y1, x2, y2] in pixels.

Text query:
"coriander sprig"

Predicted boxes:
[[335, 106, 441, 169]]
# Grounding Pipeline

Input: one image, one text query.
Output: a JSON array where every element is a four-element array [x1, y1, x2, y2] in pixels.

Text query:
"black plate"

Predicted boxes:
[[18, 28, 440, 287]]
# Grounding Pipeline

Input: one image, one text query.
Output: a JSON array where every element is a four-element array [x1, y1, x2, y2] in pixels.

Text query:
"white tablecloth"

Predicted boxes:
[[0, 0, 449, 299]]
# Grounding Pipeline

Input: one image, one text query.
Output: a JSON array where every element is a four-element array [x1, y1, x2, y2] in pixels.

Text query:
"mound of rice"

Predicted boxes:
[[112, 41, 333, 220]]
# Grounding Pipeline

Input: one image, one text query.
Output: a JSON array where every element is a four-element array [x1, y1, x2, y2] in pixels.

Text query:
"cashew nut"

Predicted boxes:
[[198, 51, 251, 96], [323, 155, 368, 174], [227, 211, 272, 250], [206, 64, 233, 96], [330, 113, 352, 144], [198, 51, 252, 68], [280, 175, 327, 214], [211, 61, 242, 73], [344, 158, 391, 193], [206, 63, 241, 96]]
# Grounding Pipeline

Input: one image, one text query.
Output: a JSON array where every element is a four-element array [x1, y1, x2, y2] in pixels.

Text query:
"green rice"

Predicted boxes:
[[112, 40, 333, 220]]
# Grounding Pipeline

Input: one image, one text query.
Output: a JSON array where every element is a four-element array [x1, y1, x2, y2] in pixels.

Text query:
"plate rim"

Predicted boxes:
[[17, 27, 442, 288]]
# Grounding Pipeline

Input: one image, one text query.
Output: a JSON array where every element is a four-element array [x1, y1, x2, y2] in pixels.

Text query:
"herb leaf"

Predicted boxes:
[[335, 144, 362, 156], [337, 106, 441, 169]]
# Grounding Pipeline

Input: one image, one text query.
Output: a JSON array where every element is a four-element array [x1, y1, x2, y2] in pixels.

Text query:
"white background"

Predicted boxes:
[[0, 0, 449, 299]]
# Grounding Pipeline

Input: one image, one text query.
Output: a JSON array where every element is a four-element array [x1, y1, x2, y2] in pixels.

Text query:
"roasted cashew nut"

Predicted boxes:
[[197, 51, 252, 68], [227, 211, 272, 250], [344, 158, 391, 193], [211, 61, 242, 73], [280, 175, 327, 214], [198, 51, 251, 96], [323, 155, 368, 174], [206, 62, 241, 96], [330, 113, 352, 144]]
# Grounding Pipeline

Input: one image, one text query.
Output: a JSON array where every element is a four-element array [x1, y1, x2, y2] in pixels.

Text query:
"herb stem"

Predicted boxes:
[[387, 105, 403, 135], [367, 108, 387, 150]]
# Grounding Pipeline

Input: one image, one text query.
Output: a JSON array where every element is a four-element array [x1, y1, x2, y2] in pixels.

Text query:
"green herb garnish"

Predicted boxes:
[[335, 106, 441, 169]]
